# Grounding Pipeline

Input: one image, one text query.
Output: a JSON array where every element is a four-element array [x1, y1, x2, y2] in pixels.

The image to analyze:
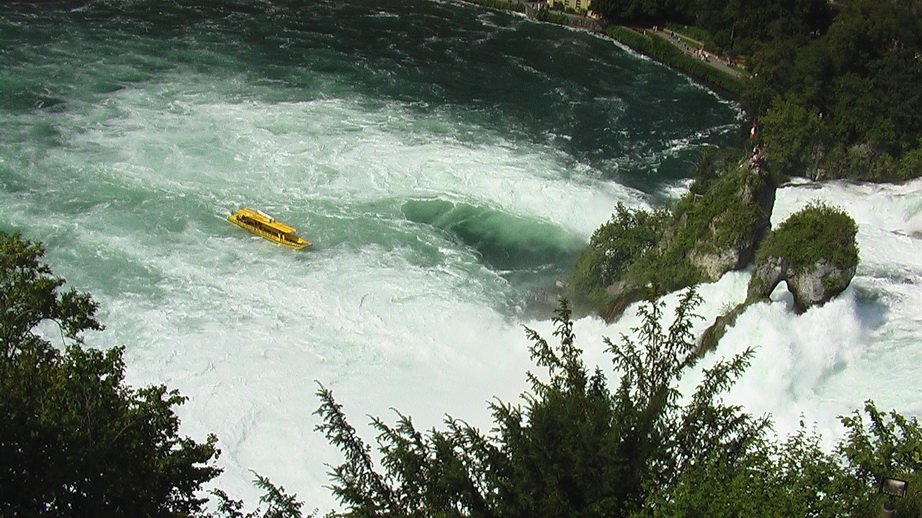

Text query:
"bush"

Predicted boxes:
[[0, 231, 221, 516], [755, 201, 859, 274], [315, 291, 769, 516], [568, 204, 668, 308], [535, 7, 570, 25]]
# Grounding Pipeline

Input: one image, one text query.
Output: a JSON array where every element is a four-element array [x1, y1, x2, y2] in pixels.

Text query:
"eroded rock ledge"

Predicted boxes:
[[699, 202, 859, 353]]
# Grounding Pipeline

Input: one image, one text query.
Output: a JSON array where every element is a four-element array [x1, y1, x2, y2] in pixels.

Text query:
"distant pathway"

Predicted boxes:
[[503, 1, 748, 81], [642, 27, 748, 79]]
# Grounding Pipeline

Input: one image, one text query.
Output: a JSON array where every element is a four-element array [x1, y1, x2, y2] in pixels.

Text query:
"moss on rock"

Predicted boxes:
[[570, 155, 777, 320]]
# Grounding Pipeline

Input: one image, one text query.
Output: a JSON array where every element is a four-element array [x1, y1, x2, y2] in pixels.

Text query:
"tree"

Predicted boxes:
[[742, 0, 922, 179], [836, 401, 922, 516], [211, 472, 307, 518], [569, 203, 666, 309], [760, 94, 825, 176], [0, 231, 221, 516], [315, 290, 769, 516]]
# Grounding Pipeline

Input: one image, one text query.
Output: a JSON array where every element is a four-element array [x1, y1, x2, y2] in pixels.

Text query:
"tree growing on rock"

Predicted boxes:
[[700, 201, 858, 352], [570, 155, 777, 322], [746, 201, 858, 312]]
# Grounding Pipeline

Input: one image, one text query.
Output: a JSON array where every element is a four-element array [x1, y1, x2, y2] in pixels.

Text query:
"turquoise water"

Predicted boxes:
[[0, 0, 737, 312], [5, 1, 920, 512]]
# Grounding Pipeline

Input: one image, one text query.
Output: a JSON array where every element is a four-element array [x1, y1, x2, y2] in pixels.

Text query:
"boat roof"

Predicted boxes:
[[233, 208, 297, 233]]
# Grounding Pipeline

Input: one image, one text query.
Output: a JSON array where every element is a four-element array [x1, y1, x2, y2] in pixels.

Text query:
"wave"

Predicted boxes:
[[401, 198, 585, 270]]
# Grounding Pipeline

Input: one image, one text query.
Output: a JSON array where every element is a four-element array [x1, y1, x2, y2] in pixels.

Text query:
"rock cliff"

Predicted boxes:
[[602, 161, 776, 320], [699, 202, 859, 352], [746, 256, 856, 314]]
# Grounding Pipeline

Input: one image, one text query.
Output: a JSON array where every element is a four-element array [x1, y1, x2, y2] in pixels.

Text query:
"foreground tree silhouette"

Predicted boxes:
[[315, 290, 769, 516], [0, 231, 221, 516]]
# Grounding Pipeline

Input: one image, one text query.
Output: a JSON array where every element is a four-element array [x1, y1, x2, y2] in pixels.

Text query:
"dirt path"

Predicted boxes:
[[646, 27, 748, 79]]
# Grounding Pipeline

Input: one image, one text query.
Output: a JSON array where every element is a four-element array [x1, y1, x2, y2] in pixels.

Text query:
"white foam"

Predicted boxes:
[[34, 86, 636, 510], [690, 179, 922, 442], [12, 72, 922, 514]]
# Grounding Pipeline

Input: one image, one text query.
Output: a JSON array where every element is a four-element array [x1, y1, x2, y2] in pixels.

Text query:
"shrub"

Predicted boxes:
[[756, 201, 859, 274]]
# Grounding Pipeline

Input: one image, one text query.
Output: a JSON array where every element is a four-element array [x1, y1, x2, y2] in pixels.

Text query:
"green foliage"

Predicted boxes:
[[838, 401, 922, 516], [689, 146, 719, 195], [534, 7, 570, 25], [569, 203, 667, 300], [593, 0, 920, 181], [646, 421, 854, 517], [315, 291, 769, 517], [315, 291, 922, 517], [640, 391, 922, 517], [594, 0, 831, 53], [665, 24, 717, 51], [571, 159, 775, 316], [760, 94, 825, 176], [631, 162, 770, 290], [569, 247, 613, 310], [464, 0, 526, 13], [756, 201, 859, 274], [211, 472, 308, 518], [0, 231, 221, 516], [675, 165, 767, 253], [605, 26, 745, 99], [746, 0, 922, 180], [699, 0, 831, 53], [897, 141, 922, 181]]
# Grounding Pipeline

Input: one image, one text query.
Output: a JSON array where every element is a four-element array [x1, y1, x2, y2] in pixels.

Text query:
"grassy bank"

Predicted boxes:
[[605, 26, 744, 100], [462, 0, 527, 13]]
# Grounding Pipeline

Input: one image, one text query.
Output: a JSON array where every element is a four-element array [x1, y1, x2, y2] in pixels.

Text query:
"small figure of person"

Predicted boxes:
[[750, 145, 762, 168]]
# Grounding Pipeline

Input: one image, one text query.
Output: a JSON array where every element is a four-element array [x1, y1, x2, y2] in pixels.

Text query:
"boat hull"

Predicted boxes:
[[228, 209, 311, 250]]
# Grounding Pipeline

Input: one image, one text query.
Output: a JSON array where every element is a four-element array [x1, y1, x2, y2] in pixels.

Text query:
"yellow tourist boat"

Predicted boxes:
[[227, 208, 311, 250]]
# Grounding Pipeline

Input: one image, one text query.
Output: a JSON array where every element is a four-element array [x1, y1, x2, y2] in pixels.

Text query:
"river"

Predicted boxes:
[[2, 0, 920, 511]]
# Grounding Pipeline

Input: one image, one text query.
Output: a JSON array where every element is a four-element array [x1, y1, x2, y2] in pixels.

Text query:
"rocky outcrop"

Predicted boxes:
[[603, 279, 650, 321], [699, 202, 859, 353], [747, 256, 856, 314], [687, 163, 776, 281], [689, 247, 747, 281], [602, 163, 776, 321]]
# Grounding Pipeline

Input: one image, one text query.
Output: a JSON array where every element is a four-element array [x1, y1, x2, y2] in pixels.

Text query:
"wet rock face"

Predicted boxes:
[[688, 168, 776, 282], [689, 247, 745, 281], [747, 256, 856, 314], [787, 259, 856, 312], [602, 167, 778, 321], [747, 256, 787, 301]]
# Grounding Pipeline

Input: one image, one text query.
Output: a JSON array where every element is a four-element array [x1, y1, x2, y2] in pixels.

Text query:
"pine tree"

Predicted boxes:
[[314, 290, 768, 517]]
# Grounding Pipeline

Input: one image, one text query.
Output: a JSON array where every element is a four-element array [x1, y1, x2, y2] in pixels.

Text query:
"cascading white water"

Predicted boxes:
[[2, 1, 920, 512]]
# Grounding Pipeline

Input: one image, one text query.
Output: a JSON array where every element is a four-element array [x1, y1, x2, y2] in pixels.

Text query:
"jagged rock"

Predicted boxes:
[[699, 203, 860, 353], [746, 256, 787, 301], [701, 258, 855, 353], [697, 203, 859, 353], [689, 247, 745, 281], [788, 258, 856, 312], [746, 203, 858, 314], [601, 165, 777, 321], [747, 256, 855, 314], [687, 167, 776, 282], [698, 302, 746, 356], [603, 279, 648, 321]]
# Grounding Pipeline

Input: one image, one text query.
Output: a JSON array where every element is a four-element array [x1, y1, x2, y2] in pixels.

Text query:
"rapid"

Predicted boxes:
[[1, 0, 920, 511]]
